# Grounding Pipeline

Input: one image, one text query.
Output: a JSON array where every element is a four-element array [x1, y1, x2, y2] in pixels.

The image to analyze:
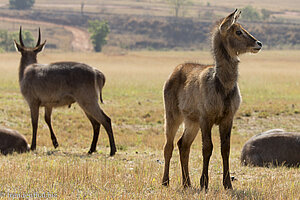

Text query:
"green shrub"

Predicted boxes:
[[0, 30, 34, 52], [88, 20, 110, 52], [241, 5, 261, 21], [9, 0, 35, 10]]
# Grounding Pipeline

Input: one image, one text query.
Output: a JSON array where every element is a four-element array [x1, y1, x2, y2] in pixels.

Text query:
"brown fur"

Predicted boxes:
[[14, 27, 116, 156], [162, 9, 262, 189], [0, 127, 29, 155], [241, 129, 300, 167]]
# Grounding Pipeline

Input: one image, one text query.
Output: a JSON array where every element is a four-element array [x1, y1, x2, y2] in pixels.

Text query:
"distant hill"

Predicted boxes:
[[0, 8, 299, 50]]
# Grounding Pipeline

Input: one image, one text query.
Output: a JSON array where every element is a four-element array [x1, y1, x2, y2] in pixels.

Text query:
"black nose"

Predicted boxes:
[[257, 41, 262, 47]]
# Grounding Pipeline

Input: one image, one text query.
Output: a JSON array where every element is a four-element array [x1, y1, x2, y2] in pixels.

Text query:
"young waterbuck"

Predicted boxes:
[[162, 9, 262, 189], [14, 27, 116, 156]]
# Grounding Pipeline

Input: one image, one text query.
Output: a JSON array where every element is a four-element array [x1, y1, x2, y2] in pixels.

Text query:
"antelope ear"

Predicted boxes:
[[33, 40, 46, 53], [234, 10, 241, 21], [14, 40, 23, 52], [220, 9, 239, 34]]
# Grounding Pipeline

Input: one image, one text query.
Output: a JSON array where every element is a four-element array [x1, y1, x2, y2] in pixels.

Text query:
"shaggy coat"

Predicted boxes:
[[162, 9, 262, 190], [14, 27, 116, 155]]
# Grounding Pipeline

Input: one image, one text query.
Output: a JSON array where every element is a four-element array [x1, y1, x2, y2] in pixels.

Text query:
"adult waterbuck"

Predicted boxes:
[[0, 127, 29, 155], [162, 9, 262, 189], [14, 27, 116, 156]]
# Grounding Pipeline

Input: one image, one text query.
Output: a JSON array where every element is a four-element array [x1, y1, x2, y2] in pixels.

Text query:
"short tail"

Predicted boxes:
[[96, 70, 106, 103]]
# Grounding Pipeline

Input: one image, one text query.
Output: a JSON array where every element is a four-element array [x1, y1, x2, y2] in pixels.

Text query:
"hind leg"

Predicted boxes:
[[85, 112, 101, 154], [79, 101, 116, 156], [29, 102, 40, 151], [177, 119, 199, 187], [44, 107, 59, 148], [162, 112, 183, 186]]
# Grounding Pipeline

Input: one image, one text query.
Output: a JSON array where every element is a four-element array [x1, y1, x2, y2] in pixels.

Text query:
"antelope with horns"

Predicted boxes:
[[14, 27, 116, 156], [162, 9, 262, 189]]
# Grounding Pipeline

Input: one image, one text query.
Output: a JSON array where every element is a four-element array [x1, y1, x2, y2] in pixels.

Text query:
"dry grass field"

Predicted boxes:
[[0, 50, 299, 199]]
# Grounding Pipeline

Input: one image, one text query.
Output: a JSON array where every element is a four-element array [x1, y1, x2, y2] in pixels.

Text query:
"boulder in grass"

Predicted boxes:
[[0, 127, 30, 155], [241, 129, 300, 167]]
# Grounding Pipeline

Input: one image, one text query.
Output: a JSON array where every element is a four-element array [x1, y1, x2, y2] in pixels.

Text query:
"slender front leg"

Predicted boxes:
[[219, 120, 233, 189], [199, 120, 213, 190], [44, 107, 59, 148], [30, 104, 40, 151]]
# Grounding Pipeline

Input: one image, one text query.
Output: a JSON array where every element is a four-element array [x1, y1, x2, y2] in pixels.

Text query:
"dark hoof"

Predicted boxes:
[[53, 141, 59, 149], [88, 150, 94, 154], [200, 186, 209, 193], [223, 180, 233, 190], [224, 184, 233, 190], [30, 145, 36, 151], [200, 175, 208, 191], [183, 183, 191, 189], [162, 179, 169, 186], [110, 149, 116, 156]]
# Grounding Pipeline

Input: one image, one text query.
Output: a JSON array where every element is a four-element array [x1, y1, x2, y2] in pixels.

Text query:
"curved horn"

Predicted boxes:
[[19, 26, 25, 47], [36, 27, 41, 47]]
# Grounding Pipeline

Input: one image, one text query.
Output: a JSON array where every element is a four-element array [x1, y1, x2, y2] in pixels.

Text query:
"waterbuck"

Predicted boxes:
[[162, 9, 262, 189], [14, 27, 116, 156], [0, 127, 29, 155], [241, 129, 300, 167]]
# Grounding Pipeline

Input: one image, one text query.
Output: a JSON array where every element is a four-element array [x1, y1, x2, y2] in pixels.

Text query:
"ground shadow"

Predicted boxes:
[[229, 188, 262, 200], [168, 185, 263, 199], [30, 148, 112, 159]]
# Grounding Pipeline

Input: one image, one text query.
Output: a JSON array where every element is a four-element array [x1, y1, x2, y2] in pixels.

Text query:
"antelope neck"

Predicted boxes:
[[19, 55, 38, 82], [213, 36, 239, 94]]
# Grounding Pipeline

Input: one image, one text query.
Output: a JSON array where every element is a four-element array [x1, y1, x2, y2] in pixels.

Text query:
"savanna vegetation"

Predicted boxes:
[[0, 29, 34, 52], [0, 50, 299, 199], [9, 0, 35, 10]]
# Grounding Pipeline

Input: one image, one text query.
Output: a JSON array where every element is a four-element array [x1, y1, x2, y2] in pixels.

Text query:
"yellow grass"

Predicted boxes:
[[0, 50, 299, 199]]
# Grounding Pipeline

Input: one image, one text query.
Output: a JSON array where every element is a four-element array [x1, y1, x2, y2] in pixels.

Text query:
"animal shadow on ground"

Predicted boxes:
[[32, 149, 112, 159], [229, 189, 262, 199], [170, 186, 262, 199]]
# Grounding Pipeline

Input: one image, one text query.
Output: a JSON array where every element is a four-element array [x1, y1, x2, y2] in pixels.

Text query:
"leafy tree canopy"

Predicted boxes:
[[241, 6, 261, 21], [88, 20, 110, 52], [9, 0, 35, 10], [0, 30, 34, 52]]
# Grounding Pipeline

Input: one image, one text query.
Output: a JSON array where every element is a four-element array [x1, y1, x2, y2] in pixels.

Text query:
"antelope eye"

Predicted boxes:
[[236, 30, 242, 35]]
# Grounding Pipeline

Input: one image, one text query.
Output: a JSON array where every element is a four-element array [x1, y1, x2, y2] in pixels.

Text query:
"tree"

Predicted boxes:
[[166, 0, 192, 18], [88, 20, 110, 52], [9, 0, 35, 10], [81, 0, 85, 16], [241, 5, 261, 21], [0, 30, 34, 52], [261, 9, 271, 21]]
